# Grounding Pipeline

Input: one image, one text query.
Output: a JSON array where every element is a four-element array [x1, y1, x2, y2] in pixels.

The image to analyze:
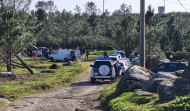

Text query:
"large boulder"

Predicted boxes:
[[158, 77, 190, 100], [142, 72, 178, 92], [181, 60, 190, 78], [116, 66, 154, 93]]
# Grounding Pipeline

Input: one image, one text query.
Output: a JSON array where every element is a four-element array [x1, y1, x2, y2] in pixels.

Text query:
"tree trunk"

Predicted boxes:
[[15, 54, 34, 75], [7, 35, 11, 72]]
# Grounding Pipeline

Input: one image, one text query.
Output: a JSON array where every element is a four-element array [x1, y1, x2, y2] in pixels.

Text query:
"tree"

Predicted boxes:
[[74, 5, 81, 15], [84, 2, 97, 15], [0, 8, 22, 71], [35, 8, 47, 23], [116, 15, 138, 56], [145, 5, 166, 68]]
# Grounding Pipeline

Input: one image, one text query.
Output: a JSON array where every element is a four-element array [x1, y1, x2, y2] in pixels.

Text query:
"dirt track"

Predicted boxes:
[[1, 62, 109, 111]]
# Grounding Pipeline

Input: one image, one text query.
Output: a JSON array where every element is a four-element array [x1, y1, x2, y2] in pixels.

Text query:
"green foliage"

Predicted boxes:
[[173, 96, 190, 111]]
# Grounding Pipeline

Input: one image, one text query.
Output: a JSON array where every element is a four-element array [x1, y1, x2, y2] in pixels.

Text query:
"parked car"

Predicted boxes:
[[151, 62, 187, 73], [111, 50, 126, 58], [119, 61, 129, 74], [132, 57, 140, 65], [109, 54, 121, 62], [119, 58, 131, 65], [49, 49, 75, 62], [90, 58, 117, 83]]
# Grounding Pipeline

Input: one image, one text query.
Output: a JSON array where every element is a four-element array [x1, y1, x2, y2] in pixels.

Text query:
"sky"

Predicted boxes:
[[29, 0, 190, 14]]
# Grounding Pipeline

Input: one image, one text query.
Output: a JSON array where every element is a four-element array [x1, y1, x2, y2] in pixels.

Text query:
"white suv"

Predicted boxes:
[[90, 58, 116, 83]]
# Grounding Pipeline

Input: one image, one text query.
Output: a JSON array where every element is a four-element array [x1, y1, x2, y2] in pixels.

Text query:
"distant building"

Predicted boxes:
[[158, 6, 165, 16]]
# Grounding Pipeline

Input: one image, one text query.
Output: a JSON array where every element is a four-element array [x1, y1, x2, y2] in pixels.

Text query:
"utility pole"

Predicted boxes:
[[164, 0, 166, 14], [103, 0, 105, 13], [140, 0, 145, 67], [13, 0, 15, 10], [0, 0, 3, 12]]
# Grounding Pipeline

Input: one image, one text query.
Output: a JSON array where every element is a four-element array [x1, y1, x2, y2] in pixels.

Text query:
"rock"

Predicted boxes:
[[41, 70, 55, 73], [116, 66, 153, 93], [49, 64, 59, 69], [173, 70, 184, 77], [181, 60, 190, 78], [0, 72, 17, 80], [131, 91, 157, 98], [129, 91, 158, 104], [158, 77, 190, 100], [0, 98, 11, 104], [142, 72, 178, 92]]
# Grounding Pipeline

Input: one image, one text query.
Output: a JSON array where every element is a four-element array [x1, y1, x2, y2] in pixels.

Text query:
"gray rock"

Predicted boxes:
[[158, 77, 190, 100], [142, 72, 178, 92], [131, 91, 157, 98], [116, 66, 153, 93], [0, 72, 17, 80]]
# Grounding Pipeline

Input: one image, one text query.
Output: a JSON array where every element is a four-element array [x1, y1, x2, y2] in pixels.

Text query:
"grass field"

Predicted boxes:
[[0, 57, 88, 101], [82, 50, 114, 61]]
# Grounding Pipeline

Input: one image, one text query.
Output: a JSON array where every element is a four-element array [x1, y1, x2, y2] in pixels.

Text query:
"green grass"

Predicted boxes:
[[0, 57, 88, 101], [99, 82, 178, 111], [82, 50, 114, 61]]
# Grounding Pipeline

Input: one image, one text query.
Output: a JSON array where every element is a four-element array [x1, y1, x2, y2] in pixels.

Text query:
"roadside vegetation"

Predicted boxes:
[[99, 81, 190, 111], [0, 57, 88, 101]]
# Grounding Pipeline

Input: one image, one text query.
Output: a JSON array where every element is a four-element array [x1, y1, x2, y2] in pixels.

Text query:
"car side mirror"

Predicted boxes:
[[90, 65, 93, 67]]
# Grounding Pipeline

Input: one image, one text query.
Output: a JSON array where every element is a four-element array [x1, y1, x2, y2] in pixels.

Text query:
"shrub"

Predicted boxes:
[[173, 96, 190, 110]]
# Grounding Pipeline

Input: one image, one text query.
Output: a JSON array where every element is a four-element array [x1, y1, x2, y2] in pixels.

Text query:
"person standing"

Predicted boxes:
[[104, 50, 108, 58], [85, 50, 89, 60], [114, 61, 121, 76]]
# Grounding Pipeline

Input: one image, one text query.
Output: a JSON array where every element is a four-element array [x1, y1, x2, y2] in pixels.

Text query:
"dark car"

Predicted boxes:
[[151, 62, 187, 73]]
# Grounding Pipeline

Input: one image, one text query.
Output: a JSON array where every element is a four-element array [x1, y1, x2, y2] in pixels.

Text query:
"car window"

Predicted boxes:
[[156, 64, 166, 70], [94, 61, 111, 67], [168, 64, 177, 69], [110, 57, 117, 61], [119, 63, 124, 66]]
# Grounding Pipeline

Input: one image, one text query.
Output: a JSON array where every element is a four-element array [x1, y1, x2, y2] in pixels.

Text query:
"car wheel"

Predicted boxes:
[[50, 57, 54, 62], [91, 78, 96, 83]]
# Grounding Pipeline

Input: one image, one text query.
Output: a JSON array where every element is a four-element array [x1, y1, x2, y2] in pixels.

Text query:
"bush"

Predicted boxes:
[[173, 96, 190, 110], [166, 51, 189, 62]]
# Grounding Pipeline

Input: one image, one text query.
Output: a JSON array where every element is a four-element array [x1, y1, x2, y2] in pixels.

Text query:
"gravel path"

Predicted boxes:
[[1, 62, 109, 111]]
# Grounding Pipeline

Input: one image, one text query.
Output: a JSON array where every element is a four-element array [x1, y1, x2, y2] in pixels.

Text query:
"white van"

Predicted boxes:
[[49, 50, 74, 62]]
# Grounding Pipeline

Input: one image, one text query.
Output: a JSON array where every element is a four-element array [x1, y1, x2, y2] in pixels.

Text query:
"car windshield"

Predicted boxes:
[[116, 52, 124, 55], [110, 57, 117, 61], [94, 61, 111, 67]]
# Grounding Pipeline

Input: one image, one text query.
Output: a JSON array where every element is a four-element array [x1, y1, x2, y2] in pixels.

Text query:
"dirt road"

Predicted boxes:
[[2, 62, 109, 111]]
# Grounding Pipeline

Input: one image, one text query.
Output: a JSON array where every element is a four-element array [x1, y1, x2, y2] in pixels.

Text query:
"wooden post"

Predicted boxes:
[[140, 0, 146, 67]]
